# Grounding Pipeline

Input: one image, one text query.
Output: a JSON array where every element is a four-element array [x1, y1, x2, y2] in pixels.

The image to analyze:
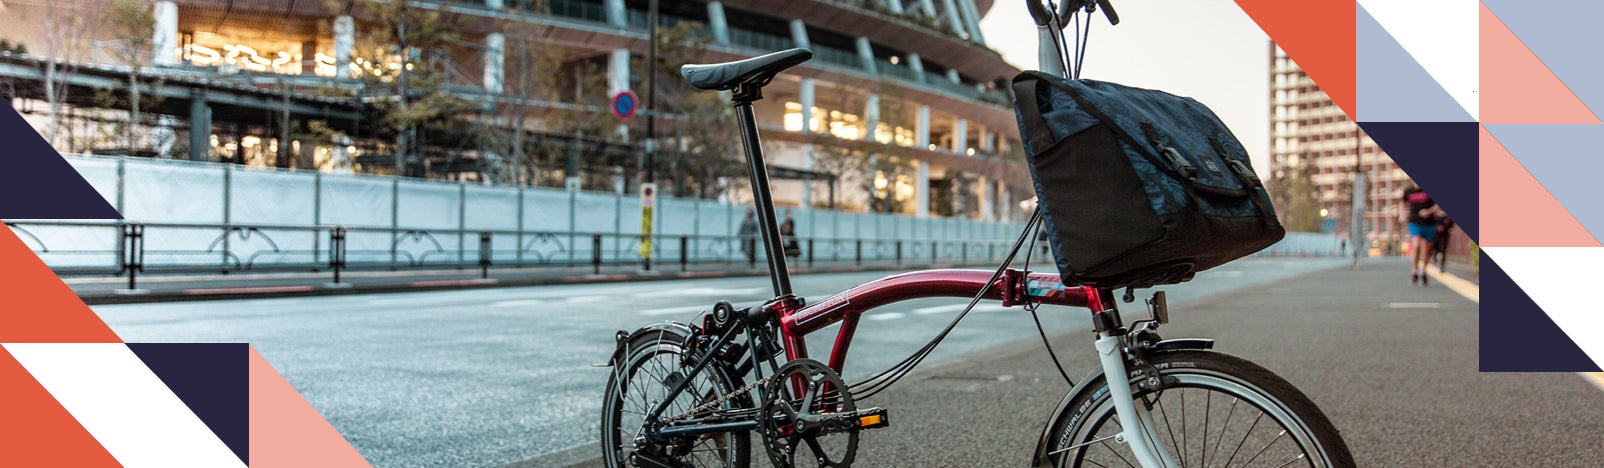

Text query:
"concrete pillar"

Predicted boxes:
[[790, 19, 810, 50], [885, 0, 905, 15], [188, 88, 210, 161], [958, 0, 986, 42], [855, 37, 878, 73], [979, 126, 994, 152], [300, 41, 318, 75], [485, 0, 504, 8], [947, 69, 961, 84], [940, 0, 965, 35], [907, 54, 925, 83], [153, 1, 179, 65], [484, 32, 505, 93], [918, 0, 937, 18], [334, 16, 354, 78], [978, 175, 992, 221], [916, 161, 930, 218], [799, 78, 816, 133], [864, 93, 880, 142], [916, 105, 930, 148], [708, 2, 731, 45], [608, 49, 630, 95], [605, 0, 627, 28], [953, 119, 967, 154], [802, 144, 815, 206], [997, 179, 1009, 220]]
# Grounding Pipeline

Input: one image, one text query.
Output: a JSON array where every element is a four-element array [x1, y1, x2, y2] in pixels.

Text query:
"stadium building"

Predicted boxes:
[[1, 0, 1028, 220]]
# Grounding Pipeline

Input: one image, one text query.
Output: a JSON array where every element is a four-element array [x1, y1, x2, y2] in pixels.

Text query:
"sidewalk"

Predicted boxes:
[[65, 258, 994, 305]]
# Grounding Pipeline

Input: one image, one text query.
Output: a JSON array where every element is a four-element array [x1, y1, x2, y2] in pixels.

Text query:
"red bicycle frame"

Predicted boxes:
[[769, 268, 1116, 376]]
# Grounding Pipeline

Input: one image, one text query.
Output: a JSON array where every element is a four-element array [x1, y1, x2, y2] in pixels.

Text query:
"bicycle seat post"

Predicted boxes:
[[730, 81, 793, 298]]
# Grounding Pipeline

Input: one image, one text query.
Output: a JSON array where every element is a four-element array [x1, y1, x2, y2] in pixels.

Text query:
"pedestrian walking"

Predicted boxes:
[[1400, 184, 1444, 286], [738, 208, 758, 268], [780, 210, 801, 260]]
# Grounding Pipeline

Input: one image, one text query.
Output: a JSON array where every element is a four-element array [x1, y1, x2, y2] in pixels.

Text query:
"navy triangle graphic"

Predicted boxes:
[[0, 99, 121, 219], [1355, 5, 1473, 123], [1482, 124, 1604, 244], [1480, 252, 1602, 372], [128, 343, 249, 465], [1356, 122, 1478, 242]]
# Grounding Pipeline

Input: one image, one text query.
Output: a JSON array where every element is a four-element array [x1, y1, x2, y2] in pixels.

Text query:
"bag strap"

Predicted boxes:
[[1210, 136, 1278, 223], [1011, 74, 1056, 153]]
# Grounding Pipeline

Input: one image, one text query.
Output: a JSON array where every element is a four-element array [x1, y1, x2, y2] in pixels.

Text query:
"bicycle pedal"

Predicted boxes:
[[816, 407, 890, 432]]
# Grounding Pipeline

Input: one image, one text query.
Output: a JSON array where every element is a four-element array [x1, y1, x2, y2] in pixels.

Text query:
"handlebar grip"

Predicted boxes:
[[1026, 0, 1052, 26], [1097, 0, 1120, 25]]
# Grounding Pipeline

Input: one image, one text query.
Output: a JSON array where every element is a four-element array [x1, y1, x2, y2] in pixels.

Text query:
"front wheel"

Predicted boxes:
[[1046, 350, 1353, 468]]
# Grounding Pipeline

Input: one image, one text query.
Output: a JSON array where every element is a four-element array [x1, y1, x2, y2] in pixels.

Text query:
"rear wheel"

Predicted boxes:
[[1046, 351, 1353, 468], [602, 328, 750, 467]]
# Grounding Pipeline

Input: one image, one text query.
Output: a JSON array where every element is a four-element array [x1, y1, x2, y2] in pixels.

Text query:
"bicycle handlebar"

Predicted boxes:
[[1026, 0, 1120, 28]]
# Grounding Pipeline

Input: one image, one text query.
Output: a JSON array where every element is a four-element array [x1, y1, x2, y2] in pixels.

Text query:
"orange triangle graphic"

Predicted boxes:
[[1479, 126, 1601, 247], [0, 346, 123, 467], [1236, 0, 1356, 119], [249, 346, 370, 468], [1480, 3, 1600, 124], [0, 224, 120, 343]]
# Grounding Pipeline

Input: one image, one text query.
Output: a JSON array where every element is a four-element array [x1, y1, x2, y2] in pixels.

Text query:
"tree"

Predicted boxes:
[[35, 1, 91, 147], [106, 0, 155, 153], [639, 22, 744, 199], [351, 0, 472, 176], [482, 1, 614, 187], [1270, 160, 1324, 232]]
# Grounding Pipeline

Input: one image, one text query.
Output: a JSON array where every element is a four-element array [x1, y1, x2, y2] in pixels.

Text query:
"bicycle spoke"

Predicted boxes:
[[1221, 412, 1265, 467], [1210, 397, 1240, 466], [1180, 389, 1187, 468], [1271, 453, 1308, 468], [1238, 429, 1289, 467], [1154, 396, 1182, 468], [1201, 391, 1210, 468], [1097, 438, 1137, 468]]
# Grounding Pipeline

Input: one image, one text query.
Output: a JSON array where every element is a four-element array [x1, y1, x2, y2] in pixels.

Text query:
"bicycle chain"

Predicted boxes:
[[660, 372, 779, 425]]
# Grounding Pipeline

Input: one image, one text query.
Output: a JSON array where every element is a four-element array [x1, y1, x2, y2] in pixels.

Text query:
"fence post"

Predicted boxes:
[[680, 236, 688, 272], [807, 239, 814, 269], [896, 240, 902, 265], [313, 172, 323, 265], [855, 239, 862, 266], [329, 226, 347, 284], [931, 240, 937, 265], [593, 234, 603, 275], [478, 231, 492, 279], [962, 242, 967, 265], [122, 223, 144, 290]]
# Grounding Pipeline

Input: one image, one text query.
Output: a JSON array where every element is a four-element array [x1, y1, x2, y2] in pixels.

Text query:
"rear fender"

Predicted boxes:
[[1029, 338, 1215, 467], [606, 322, 694, 367]]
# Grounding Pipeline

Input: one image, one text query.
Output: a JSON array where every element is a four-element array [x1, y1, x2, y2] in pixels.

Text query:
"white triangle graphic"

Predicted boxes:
[[1481, 247, 1604, 369], [1356, 0, 1480, 120]]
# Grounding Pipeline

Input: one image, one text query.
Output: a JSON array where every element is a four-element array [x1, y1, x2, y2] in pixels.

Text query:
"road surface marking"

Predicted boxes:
[[1386, 302, 1442, 309], [647, 287, 765, 298], [411, 278, 499, 287], [640, 305, 708, 316], [866, 312, 905, 321], [1424, 265, 1478, 304], [1580, 373, 1604, 393]]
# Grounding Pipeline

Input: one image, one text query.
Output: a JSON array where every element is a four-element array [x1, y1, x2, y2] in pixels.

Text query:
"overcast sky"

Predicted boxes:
[[980, 1, 1273, 174]]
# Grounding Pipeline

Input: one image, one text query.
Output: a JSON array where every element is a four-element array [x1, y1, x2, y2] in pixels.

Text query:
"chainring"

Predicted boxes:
[[757, 358, 859, 467]]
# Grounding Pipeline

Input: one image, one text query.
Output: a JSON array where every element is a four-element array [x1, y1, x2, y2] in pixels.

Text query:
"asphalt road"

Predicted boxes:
[[91, 258, 1604, 467]]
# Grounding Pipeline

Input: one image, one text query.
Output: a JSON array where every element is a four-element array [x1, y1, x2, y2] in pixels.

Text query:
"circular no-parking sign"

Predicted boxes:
[[611, 90, 639, 121]]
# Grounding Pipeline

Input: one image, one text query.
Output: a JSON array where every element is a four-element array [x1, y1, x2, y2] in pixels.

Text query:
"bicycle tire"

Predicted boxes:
[[602, 328, 751, 467], [1045, 350, 1353, 468]]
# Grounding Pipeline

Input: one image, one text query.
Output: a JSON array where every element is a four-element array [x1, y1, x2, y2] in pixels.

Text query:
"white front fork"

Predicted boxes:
[[1095, 334, 1179, 468]]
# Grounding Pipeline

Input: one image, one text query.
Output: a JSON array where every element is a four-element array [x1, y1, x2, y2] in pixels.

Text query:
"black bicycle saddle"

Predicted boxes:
[[681, 48, 813, 91]]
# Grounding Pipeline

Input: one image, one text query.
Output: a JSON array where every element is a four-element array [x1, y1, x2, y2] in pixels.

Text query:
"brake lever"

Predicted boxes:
[[1097, 0, 1120, 25]]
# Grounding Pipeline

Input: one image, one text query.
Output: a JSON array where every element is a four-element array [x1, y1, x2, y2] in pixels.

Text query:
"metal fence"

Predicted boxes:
[[9, 155, 1027, 276]]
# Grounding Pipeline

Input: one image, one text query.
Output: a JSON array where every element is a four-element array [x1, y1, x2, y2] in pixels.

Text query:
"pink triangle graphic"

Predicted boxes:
[[1481, 2, 1600, 124], [249, 346, 370, 467], [1479, 126, 1601, 247]]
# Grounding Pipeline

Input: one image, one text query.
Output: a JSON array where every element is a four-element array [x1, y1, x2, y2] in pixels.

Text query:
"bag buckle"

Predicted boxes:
[[1225, 159, 1262, 187], [1157, 144, 1196, 179]]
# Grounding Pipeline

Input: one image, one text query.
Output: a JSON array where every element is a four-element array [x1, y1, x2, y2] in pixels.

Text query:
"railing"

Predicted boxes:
[[880, 62, 922, 82], [728, 27, 797, 53], [812, 44, 863, 70], [6, 220, 1021, 279], [537, 0, 608, 24]]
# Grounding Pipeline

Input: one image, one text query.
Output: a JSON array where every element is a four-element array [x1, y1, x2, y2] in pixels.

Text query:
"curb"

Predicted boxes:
[[78, 263, 986, 305]]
